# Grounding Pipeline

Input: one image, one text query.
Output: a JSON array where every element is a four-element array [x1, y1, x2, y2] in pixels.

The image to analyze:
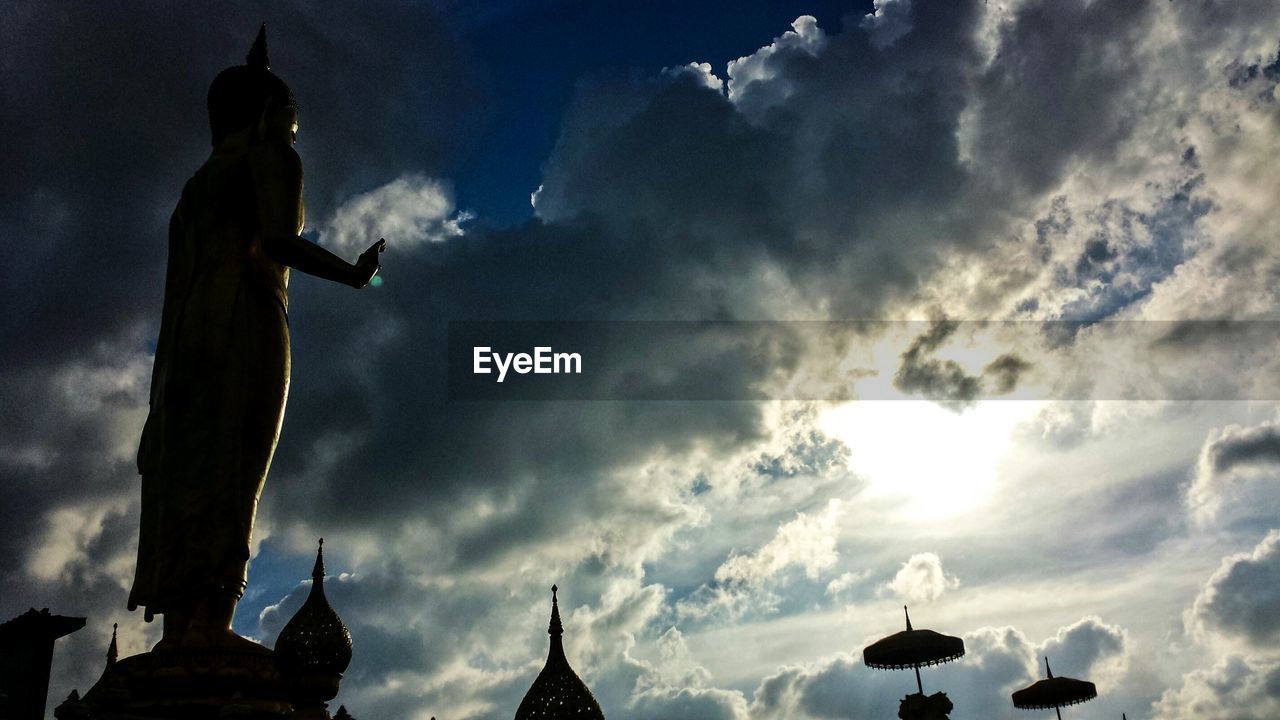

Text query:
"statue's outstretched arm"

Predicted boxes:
[[264, 232, 384, 289], [251, 142, 384, 288]]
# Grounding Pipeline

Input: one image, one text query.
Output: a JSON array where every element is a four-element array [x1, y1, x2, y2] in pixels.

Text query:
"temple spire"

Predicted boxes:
[[106, 623, 118, 668], [549, 585, 563, 637], [313, 538, 326, 584], [514, 585, 605, 719]]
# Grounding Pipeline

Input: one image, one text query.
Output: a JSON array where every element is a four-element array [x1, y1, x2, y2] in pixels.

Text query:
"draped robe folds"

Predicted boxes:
[[129, 133, 303, 620]]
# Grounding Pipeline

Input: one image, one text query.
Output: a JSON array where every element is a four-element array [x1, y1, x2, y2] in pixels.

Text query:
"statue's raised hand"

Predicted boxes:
[[353, 238, 386, 288]]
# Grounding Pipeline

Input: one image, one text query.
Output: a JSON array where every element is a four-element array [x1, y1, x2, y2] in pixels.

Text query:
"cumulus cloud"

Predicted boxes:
[[1038, 616, 1131, 692], [1188, 417, 1280, 526], [881, 553, 960, 605], [678, 500, 842, 622], [1156, 527, 1280, 720], [1189, 529, 1280, 648], [626, 628, 750, 720], [726, 16, 827, 110], [1153, 654, 1280, 720]]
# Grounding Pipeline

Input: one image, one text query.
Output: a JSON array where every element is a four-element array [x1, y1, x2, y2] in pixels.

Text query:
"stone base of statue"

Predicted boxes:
[[56, 542, 351, 720], [54, 646, 296, 720]]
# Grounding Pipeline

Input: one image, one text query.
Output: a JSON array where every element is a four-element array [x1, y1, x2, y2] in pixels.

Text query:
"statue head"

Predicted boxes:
[[207, 24, 297, 146]]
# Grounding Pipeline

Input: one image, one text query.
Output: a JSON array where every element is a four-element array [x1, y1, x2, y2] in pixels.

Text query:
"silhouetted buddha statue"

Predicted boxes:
[[128, 25, 385, 652]]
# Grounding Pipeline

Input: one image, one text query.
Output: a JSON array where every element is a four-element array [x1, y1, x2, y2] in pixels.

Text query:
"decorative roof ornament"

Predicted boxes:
[[275, 539, 353, 712], [513, 586, 605, 720], [549, 584, 563, 637], [106, 623, 118, 668]]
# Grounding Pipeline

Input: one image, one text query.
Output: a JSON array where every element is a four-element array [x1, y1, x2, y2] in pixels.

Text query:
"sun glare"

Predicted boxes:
[[819, 399, 1038, 519]]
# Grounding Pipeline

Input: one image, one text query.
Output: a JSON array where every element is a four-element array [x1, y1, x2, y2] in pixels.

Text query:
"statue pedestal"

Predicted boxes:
[[57, 647, 295, 720]]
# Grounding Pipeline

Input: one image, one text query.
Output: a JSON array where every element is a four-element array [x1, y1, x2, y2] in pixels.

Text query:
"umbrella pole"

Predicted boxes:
[[1055, 707, 1062, 720], [913, 664, 923, 694]]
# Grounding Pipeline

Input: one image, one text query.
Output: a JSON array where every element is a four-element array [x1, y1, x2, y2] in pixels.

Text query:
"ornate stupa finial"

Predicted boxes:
[[314, 537, 326, 581], [549, 585, 563, 637], [247, 23, 270, 69], [106, 623, 118, 668], [275, 539, 353, 715], [513, 585, 605, 720]]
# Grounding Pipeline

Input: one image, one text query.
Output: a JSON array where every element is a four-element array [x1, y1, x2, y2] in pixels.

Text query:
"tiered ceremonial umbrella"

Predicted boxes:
[[1011, 657, 1097, 720], [863, 607, 965, 695]]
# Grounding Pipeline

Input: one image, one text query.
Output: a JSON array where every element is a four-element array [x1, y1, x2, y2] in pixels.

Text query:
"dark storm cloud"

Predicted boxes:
[[534, 0, 993, 319], [1206, 424, 1280, 474], [893, 319, 982, 408], [971, 0, 1154, 197], [891, 320, 1030, 406], [983, 354, 1031, 394]]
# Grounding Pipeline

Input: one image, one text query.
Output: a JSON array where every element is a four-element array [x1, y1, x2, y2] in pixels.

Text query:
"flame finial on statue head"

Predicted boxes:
[[206, 23, 296, 145], [247, 23, 270, 69]]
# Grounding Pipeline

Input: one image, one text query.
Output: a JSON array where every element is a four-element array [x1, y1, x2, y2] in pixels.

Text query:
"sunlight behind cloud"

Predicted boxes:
[[819, 400, 1039, 519]]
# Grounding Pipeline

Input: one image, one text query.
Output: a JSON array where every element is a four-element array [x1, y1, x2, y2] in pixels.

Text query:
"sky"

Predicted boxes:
[[3, 1, 1280, 719]]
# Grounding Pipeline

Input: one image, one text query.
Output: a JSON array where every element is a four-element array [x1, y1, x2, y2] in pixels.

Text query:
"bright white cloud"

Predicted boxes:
[[26, 499, 132, 586], [881, 552, 959, 605], [321, 173, 470, 253], [715, 499, 843, 584]]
